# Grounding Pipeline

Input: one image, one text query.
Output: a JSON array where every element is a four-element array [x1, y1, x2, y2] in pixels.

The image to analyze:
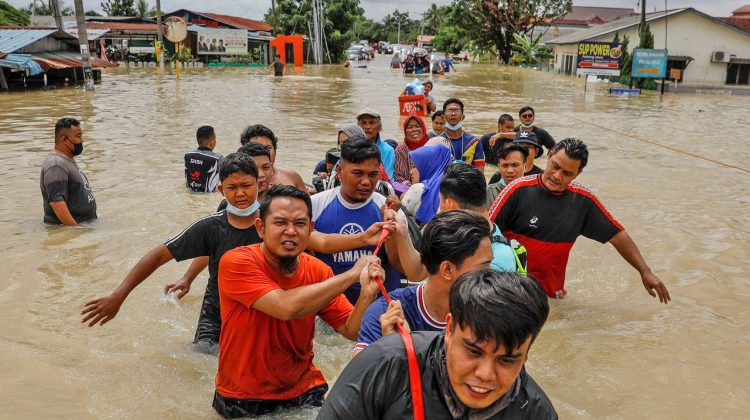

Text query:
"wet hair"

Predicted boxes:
[[240, 124, 277, 149], [450, 269, 549, 351], [340, 137, 381, 164], [498, 142, 529, 161], [439, 163, 486, 211], [519, 106, 535, 117], [237, 141, 272, 160], [54, 117, 80, 139], [431, 110, 444, 121], [219, 152, 259, 182], [421, 210, 490, 275], [196, 125, 215, 146], [259, 184, 312, 221], [442, 98, 464, 114], [551, 138, 589, 172], [498, 114, 514, 125]]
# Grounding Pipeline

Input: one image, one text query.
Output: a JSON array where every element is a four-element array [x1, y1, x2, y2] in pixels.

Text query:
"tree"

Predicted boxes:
[[0, 1, 30, 25], [510, 32, 547, 65], [633, 24, 656, 89], [135, 0, 152, 18], [265, 0, 366, 62], [85, 9, 102, 16], [432, 26, 467, 54], [24, 0, 74, 16], [423, 3, 446, 32], [101, 0, 136, 17]]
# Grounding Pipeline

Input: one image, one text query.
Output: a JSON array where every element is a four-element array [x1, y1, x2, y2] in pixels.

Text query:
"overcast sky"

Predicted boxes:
[[8, 0, 747, 21]]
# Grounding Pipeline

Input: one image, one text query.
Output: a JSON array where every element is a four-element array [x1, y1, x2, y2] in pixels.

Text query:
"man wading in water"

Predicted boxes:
[[319, 269, 557, 419], [270, 54, 284, 77], [489, 138, 671, 302], [212, 185, 385, 418]]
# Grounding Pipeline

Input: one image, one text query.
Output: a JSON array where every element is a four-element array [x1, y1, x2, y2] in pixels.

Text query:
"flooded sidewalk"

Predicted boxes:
[[0, 59, 749, 418]]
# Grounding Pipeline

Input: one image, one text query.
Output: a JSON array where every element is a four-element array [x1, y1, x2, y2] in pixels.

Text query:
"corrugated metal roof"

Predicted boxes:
[[0, 28, 57, 54], [0, 53, 44, 75], [31, 51, 118, 71], [65, 29, 111, 41], [199, 12, 272, 32]]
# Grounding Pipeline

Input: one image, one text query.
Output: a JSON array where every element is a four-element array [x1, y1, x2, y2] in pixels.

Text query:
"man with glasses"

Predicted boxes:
[[515, 106, 555, 152], [440, 98, 485, 174]]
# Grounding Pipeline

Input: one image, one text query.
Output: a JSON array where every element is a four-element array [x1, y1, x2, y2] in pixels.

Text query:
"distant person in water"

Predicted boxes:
[[81, 153, 263, 355], [40, 117, 97, 226], [212, 185, 385, 418], [270, 54, 284, 77], [185, 125, 224, 192]]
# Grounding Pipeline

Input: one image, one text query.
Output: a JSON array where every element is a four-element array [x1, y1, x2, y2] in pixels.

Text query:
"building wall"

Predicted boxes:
[[17, 37, 75, 54], [553, 10, 750, 86]]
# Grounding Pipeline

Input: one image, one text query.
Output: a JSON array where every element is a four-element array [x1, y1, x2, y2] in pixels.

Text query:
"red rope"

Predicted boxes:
[[370, 228, 425, 420]]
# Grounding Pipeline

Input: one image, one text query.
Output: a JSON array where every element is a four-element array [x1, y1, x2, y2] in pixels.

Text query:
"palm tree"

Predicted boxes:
[[424, 4, 444, 32], [135, 0, 152, 18]]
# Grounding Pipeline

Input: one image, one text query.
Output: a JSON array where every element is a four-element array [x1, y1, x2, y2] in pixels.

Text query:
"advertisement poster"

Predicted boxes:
[[196, 28, 247, 55], [632, 48, 668, 78], [576, 42, 622, 76]]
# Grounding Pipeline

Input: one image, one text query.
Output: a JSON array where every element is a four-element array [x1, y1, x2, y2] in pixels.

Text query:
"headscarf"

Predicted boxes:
[[402, 116, 428, 151], [410, 144, 452, 224], [337, 124, 366, 143]]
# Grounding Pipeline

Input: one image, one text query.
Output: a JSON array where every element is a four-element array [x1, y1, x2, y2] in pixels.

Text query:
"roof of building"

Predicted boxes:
[[31, 51, 117, 71], [0, 28, 74, 54], [0, 53, 45, 75], [555, 6, 638, 24], [547, 8, 750, 45], [731, 5, 750, 15], [65, 29, 111, 41], [197, 12, 272, 32], [82, 22, 160, 33], [721, 17, 750, 32]]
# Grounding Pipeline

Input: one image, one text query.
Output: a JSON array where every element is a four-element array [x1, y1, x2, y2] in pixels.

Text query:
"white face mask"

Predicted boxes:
[[445, 121, 463, 131], [225, 200, 260, 217]]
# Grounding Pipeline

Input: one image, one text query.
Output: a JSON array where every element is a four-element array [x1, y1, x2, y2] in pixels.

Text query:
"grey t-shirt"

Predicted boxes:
[[40, 152, 97, 224]]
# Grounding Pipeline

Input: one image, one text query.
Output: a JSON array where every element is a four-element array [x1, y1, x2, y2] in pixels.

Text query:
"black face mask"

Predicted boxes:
[[69, 140, 83, 156]]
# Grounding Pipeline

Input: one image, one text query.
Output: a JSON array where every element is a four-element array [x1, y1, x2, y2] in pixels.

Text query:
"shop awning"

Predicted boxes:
[[729, 57, 750, 64], [668, 55, 694, 62], [31, 51, 118, 71], [0, 53, 44, 75]]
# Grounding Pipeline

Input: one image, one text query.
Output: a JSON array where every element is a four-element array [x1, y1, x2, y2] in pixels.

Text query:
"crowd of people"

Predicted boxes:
[[40, 92, 671, 418]]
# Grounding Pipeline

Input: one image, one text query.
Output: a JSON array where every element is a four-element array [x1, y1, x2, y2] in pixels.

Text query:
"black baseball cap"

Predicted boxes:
[[513, 131, 543, 158]]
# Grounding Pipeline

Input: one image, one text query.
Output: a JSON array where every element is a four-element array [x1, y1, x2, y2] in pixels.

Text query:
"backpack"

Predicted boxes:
[[490, 232, 528, 275]]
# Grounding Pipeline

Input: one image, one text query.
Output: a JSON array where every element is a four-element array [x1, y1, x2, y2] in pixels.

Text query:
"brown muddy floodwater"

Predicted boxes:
[[1, 57, 749, 419]]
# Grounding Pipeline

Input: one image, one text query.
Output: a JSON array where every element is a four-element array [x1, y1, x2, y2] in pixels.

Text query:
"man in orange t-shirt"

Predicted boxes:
[[214, 184, 389, 418]]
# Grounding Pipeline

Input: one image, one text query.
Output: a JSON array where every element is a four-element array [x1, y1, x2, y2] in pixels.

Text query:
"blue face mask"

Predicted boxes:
[[445, 121, 462, 131], [225, 200, 260, 217]]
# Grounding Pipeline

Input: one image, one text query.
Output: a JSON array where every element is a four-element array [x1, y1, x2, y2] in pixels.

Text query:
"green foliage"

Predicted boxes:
[[0, 1, 30, 26], [101, 0, 136, 17], [510, 31, 548, 65], [85, 10, 103, 16], [23, 0, 74, 16], [135, 0, 153, 18], [432, 26, 466, 54], [616, 33, 632, 84], [633, 24, 656, 89], [266, 0, 365, 62]]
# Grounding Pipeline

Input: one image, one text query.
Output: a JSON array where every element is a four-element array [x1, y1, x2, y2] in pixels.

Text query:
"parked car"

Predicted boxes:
[[347, 46, 368, 61]]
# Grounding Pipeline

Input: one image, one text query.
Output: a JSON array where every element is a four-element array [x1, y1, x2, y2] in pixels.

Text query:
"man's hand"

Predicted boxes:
[[317, 172, 329, 180], [359, 222, 390, 247], [358, 256, 385, 298], [385, 194, 401, 212], [380, 300, 410, 337], [81, 293, 125, 327], [164, 277, 191, 299], [489, 132, 505, 147], [641, 271, 671, 304]]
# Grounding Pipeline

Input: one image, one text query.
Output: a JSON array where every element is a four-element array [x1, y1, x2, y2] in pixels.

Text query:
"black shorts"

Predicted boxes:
[[274, 72, 283, 77], [212, 385, 328, 419]]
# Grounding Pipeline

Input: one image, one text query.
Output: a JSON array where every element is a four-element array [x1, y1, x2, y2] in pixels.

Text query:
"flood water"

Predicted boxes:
[[1, 57, 749, 419]]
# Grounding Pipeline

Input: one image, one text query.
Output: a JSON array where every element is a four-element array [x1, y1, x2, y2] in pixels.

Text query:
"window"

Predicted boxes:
[[726, 63, 750, 85]]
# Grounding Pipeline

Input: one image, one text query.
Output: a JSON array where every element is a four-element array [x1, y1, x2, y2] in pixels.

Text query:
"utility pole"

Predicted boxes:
[[156, 0, 164, 68], [311, 0, 321, 64], [639, 0, 647, 36], [51, 0, 63, 31], [271, 0, 278, 34], [397, 20, 401, 44], [73, 0, 94, 91]]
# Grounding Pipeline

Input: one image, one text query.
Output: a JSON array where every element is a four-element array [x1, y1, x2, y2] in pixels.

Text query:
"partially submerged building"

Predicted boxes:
[[547, 8, 750, 94], [0, 27, 116, 90]]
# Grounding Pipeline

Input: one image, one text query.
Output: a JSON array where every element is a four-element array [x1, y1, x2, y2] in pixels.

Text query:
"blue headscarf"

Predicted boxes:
[[410, 144, 453, 223]]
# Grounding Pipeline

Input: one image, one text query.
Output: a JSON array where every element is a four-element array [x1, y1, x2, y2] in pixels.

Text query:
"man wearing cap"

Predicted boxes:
[[513, 131, 545, 176], [356, 109, 397, 181]]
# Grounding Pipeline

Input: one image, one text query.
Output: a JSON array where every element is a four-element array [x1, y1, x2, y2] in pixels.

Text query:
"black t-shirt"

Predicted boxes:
[[526, 164, 544, 176], [273, 60, 284, 75], [480, 132, 513, 165], [513, 126, 555, 151], [318, 332, 557, 419], [488, 175, 622, 297], [184, 147, 224, 193], [403, 60, 415, 74], [164, 210, 261, 298], [40, 153, 97, 224]]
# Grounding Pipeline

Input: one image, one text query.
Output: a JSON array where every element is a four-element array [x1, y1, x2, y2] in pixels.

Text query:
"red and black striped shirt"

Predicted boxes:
[[488, 175, 623, 297]]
